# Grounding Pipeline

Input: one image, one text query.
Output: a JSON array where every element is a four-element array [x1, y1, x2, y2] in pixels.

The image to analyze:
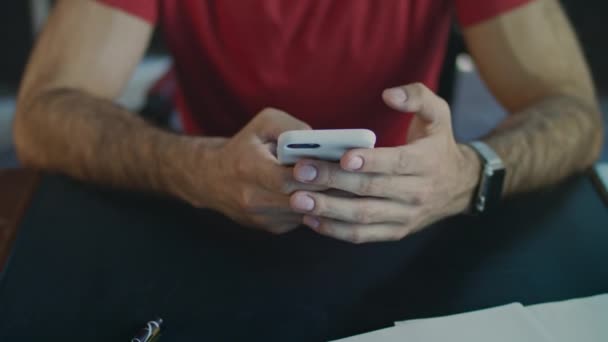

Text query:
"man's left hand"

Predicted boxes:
[[289, 83, 482, 243]]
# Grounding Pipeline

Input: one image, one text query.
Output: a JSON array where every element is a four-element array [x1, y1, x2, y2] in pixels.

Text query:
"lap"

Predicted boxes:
[[0, 174, 606, 341]]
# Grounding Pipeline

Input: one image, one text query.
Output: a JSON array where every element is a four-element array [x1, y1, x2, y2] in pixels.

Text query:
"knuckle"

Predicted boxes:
[[276, 173, 293, 194], [389, 233, 402, 242], [238, 189, 257, 213], [315, 221, 330, 235], [397, 149, 410, 173], [260, 107, 279, 117], [258, 107, 284, 123], [411, 183, 432, 205], [359, 153, 373, 170], [413, 83, 433, 109], [411, 191, 427, 206], [310, 195, 326, 216], [267, 224, 295, 235], [354, 209, 368, 224], [325, 167, 339, 187], [348, 228, 361, 244], [349, 229, 365, 244], [297, 121, 312, 131], [413, 82, 425, 90], [249, 215, 267, 228], [355, 202, 373, 224], [255, 109, 271, 123], [395, 228, 411, 241], [412, 82, 426, 96], [360, 176, 382, 196]]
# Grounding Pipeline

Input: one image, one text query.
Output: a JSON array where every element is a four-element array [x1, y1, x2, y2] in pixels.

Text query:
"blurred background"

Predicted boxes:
[[0, 0, 607, 168]]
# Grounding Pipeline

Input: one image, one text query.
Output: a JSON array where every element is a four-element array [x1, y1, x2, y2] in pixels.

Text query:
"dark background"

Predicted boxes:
[[0, 2, 33, 87]]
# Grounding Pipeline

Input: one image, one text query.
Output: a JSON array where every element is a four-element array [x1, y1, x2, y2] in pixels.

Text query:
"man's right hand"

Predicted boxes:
[[14, 1, 320, 235], [177, 108, 326, 234]]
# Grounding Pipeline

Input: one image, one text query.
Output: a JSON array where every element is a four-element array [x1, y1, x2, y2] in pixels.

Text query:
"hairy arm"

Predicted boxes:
[[462, 0, 603, 195], [14, 0, 220, 202]]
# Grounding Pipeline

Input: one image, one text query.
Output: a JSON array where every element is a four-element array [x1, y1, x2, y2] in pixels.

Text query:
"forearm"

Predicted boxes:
[[483, 95, 603, 195], [14, 88, 220, 201]]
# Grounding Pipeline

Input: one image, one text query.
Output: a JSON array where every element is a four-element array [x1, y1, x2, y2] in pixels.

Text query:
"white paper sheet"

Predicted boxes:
[[526, 294, 608, 342], [332, 294, 608, 342], [332, 303, 553, 342]]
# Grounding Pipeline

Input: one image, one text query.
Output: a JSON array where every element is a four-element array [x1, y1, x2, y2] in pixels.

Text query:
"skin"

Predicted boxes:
[[289, 0, 603, 243], [14, 0, 602, 243], [14, 0, 323, 234]]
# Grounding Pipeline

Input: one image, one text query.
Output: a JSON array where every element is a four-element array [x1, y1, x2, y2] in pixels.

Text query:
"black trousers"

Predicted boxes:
[[1, 174, 607, 341]]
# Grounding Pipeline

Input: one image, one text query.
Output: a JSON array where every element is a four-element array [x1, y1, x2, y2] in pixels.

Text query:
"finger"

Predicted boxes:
[[340, 146, 426, 175], [259, 213, 304, 235], [291, 191, 415, 224], [293, 159, 405, 197], [382, 83, 450, 129], [294, 159, 426, 199], [253, 215, 302, 235], [252, 107, 312, 141], [302, 216, 412, 244], [260, 165, 329, 194], [264, 224, 299, 235], [249, 146, 327, 193]]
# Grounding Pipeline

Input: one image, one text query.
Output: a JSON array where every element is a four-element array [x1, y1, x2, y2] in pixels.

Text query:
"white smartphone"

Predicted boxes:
[[277, 129, 376, 165]]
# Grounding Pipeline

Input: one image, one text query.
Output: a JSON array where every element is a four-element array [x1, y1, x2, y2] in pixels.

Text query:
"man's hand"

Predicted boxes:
[[289, 83, 481, 243], [179, 108, 326, 234]]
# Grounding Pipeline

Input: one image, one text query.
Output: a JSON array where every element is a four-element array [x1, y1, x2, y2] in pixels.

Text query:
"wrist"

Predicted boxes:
[[453, 144, 483, 214], [163, 135, 225, 209]]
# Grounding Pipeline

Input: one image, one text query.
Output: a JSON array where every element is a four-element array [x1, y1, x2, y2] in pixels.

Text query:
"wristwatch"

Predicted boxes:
[[467, 141, 506, 214]]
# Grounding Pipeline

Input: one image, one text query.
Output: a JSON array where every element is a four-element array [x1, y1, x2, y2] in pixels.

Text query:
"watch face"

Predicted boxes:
[[486, 167, 506, 211]]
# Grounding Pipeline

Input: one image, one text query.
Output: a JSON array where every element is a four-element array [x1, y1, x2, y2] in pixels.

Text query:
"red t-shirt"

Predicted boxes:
[[99, 0, 529, 146]]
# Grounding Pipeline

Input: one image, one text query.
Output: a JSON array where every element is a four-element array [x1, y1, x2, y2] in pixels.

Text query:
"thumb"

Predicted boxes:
[[382, 83, 451, 130], [252, 107, 312, 141]]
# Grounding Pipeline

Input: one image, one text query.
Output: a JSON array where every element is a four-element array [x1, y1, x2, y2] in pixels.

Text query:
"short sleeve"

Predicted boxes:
[[96, 0, 158, 24], [454, 0, 532, 27]]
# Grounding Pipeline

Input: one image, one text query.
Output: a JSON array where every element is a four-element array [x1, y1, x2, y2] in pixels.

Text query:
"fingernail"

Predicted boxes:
[[384, 88, 408, 103], [293, 193, 315, 211], [295, 164, 318, 182], [303, 216, 320, 229], [346, 156, 363, 170]]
